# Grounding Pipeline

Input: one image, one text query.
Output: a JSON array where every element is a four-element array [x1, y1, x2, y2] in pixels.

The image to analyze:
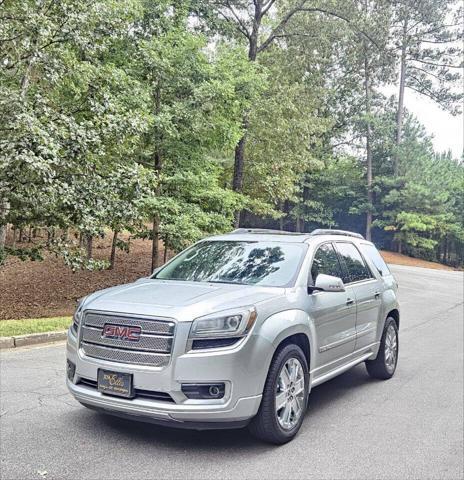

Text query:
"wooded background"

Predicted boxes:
[[1, 0, 463, 272]]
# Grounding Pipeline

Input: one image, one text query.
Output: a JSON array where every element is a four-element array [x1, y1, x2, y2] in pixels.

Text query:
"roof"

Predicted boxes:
[[205, 228, 365, 244]]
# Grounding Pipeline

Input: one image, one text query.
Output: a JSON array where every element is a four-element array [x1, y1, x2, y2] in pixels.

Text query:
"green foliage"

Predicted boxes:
[[0, 0, 462, 270], [374, 115, 464, 260], [0, 246, 43, 266], [51, 242, 110, 272], [392, 0, 463, 113], [130, 12, 266, 257], [244, 49, 329, 208]]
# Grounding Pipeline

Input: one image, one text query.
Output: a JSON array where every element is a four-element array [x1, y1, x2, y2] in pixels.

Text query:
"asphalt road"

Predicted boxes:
[[1, 265, 463, 480]]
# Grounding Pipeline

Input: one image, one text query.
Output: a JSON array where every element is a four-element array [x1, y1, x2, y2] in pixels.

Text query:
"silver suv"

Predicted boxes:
[[66, 228, 399, 444]]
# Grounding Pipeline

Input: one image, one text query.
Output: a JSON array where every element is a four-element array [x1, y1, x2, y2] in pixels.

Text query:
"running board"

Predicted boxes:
[[311, 352, 373, 388]]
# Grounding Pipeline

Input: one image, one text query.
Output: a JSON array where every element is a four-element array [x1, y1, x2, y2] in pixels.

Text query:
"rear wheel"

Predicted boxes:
[[248, 343, 309, 444], [365, 317, 399, 380]]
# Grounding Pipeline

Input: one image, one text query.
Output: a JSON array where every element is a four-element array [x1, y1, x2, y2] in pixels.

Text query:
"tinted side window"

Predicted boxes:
[[335, 242, 372, 283], [359, 243, 390, 276], [310, 243, 343, 283]]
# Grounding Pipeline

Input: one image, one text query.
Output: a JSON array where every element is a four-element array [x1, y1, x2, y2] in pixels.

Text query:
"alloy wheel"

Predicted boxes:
[[275, 357, 305, 430], [384, 324, 398, 373]]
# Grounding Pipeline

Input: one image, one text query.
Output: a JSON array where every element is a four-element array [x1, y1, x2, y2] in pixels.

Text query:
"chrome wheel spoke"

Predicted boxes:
[[275, 391, 287, 411], [282, 402, 292, 426], [294, 378, 304, 395], [280, 365, 291, 389], [290, 359, 298, 382], [293, 396, 302, 415], [276, 357, 306, 430]]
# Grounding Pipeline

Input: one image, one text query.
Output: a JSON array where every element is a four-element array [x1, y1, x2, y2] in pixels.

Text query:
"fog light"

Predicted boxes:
[[209, 385, 220, 397], [66, 360, 76, 381], [181, 383, 225, 399]]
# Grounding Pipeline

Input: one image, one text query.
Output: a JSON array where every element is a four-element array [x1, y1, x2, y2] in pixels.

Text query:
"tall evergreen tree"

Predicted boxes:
[[391, 0, 463, 175]]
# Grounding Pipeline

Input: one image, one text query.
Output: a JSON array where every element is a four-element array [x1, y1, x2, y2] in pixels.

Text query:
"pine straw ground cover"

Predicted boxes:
[[0, 235, 159, 321], [0, 233, 454, 324]]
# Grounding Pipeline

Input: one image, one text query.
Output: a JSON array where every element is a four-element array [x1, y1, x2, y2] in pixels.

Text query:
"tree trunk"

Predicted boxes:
[[151, 83, 163, 271], [163, 238, 168, 264], [301, 185, 309, 232], [20, 58, 34, 100], [436, 240, 442, 263], [232, 7, 261, 226], [278, 201, 284, 231], [151, 215, 160, 272], [443, 235, 448, 264], [295, 215, 301, 233], [109, 230, 118, 269], [0, 199, 9, 249], [86, 235, 93, 260], [7, 52, 31, 250], [0, 226, 6, 249], [46, 227, 55, 246], [394, 18, 408, 177], [232, 130, 247, 227], [364, 56, 373, 241]]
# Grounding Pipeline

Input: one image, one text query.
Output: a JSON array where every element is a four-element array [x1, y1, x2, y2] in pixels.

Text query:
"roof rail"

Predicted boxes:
[[231, 228, 305, 236], [309, 229, 364, 239]]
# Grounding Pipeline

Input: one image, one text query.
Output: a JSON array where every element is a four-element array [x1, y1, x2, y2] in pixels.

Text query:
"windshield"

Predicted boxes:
[[154, 240, 307, 287]]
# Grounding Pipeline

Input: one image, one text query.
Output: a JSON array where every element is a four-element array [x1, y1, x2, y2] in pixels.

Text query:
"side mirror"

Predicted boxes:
[[308, 274, 345, 294]]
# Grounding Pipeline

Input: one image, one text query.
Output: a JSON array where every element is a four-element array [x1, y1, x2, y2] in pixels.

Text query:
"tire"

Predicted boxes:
[[365, 317, 399, 380], [248, 343, 309, 445]]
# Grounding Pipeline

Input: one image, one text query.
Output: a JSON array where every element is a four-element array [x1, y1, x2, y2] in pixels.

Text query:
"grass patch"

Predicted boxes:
[[0, 317, 72, 337]]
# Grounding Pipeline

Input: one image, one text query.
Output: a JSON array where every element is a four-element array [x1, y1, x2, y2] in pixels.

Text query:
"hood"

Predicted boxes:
[[83, 278, 284, 322]]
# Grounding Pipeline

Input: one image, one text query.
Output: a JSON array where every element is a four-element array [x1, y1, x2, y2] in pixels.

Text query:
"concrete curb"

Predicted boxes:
[[0, 330, 67, 350]]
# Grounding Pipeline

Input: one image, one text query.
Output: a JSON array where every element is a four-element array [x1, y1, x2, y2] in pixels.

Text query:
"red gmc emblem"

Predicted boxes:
[[102, 324, 142, 342]]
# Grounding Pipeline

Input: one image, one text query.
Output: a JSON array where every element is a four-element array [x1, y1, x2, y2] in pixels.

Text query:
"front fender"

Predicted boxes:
[[256, 309, 316, 376]]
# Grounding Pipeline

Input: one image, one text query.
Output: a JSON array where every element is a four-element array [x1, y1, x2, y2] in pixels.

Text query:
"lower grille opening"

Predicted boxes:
[[78, 377, 175, 403]]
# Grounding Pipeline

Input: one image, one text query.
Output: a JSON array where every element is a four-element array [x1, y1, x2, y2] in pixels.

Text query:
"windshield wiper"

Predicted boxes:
[[206, 280, 245, 285]]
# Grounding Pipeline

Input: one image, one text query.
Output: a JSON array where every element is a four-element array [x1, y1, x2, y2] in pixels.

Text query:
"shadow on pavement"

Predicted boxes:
[[75, 364, 376, 451]]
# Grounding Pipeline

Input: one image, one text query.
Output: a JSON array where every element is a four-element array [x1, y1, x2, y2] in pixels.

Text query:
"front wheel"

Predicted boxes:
[[248, 343, 309, 444], [366, 317, 399, 380]]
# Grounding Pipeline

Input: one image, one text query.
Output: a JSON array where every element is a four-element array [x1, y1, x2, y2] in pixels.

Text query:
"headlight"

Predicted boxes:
[[189, 307, 257, 339], [71, 297, 86, 333]]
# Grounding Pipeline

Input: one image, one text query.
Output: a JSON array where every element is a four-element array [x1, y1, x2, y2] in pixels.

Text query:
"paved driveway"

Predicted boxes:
[[1, 265, 463, 479]]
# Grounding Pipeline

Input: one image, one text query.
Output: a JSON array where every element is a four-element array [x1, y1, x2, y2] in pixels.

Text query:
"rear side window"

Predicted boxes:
[[310, 243, 343, 283], [359, 243, 390, 276], [335, 242, 372, 284]]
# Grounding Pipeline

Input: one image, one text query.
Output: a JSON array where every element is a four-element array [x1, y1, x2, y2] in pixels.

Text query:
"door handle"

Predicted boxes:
[[346, 298, 354, 306], [374, 291, 380, 299]]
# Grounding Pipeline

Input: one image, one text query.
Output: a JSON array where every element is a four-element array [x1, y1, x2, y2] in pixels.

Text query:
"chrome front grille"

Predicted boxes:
[[80, 312, 175, 367], [81, 343, 170, 367], [81, 327, 172, 352], [84, 312, 174, 335]]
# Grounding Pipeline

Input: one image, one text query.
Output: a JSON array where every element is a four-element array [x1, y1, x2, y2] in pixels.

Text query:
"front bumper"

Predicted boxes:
[[66, 322, 271, 428], [67, 379, 260, 428]]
